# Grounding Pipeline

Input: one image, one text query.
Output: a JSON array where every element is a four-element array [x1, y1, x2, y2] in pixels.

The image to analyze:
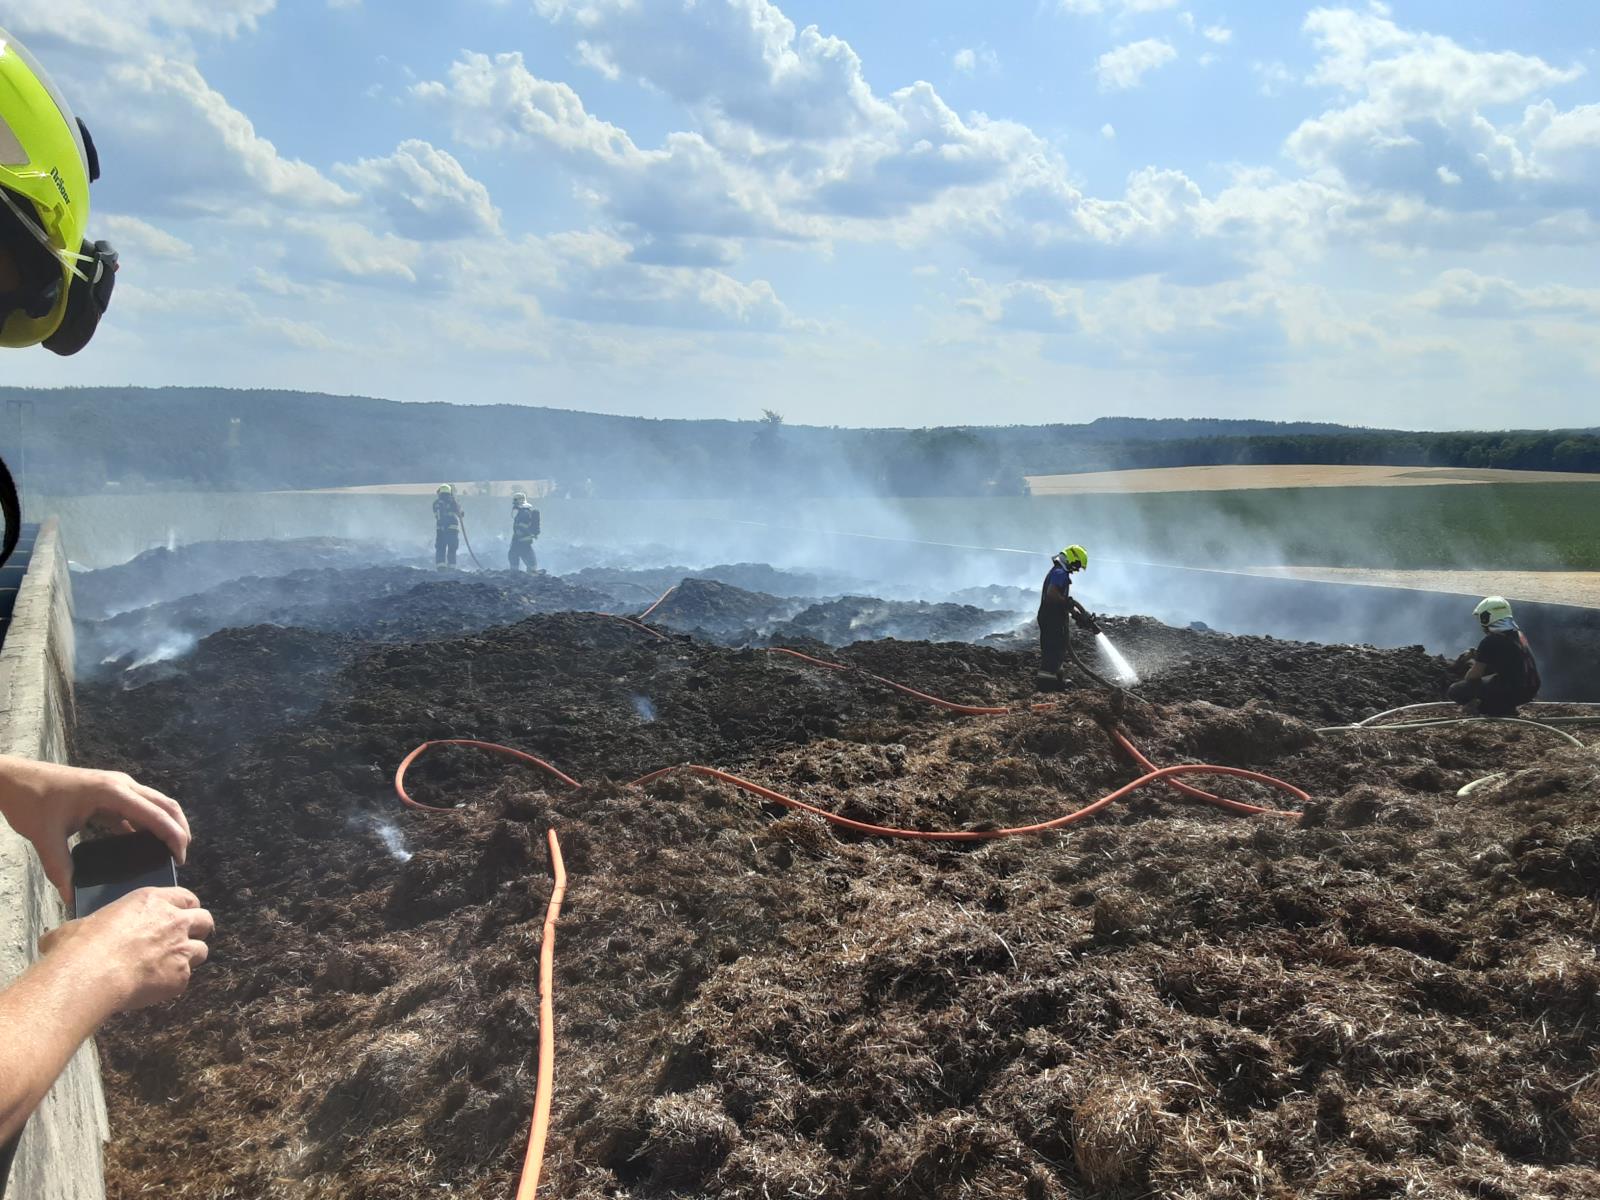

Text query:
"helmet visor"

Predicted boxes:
[[0, 29, 90, 178]]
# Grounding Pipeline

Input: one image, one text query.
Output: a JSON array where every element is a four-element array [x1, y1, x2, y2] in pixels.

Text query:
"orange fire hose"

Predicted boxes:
[[396, 627, 1311, 1194], [513, 829, 565, 1200], [396, 734, 1307, 832], [636, 584, 676, 621]]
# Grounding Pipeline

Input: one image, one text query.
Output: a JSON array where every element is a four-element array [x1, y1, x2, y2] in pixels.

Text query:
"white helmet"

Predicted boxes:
[[1473, 596, 1513, 628], [512, 491, 527, 505]]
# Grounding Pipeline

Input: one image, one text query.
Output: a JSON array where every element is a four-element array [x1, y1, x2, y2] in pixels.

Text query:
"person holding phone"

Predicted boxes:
[[0, 757, 211, 1161]]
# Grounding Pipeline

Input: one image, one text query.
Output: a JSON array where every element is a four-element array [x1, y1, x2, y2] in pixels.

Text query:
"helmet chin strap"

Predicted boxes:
[[0, 186, 86, 282], [0, 454, 20, 569]]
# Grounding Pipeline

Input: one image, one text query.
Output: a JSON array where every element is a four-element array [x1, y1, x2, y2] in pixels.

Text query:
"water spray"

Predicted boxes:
[[1095, 632, 1140, 685]]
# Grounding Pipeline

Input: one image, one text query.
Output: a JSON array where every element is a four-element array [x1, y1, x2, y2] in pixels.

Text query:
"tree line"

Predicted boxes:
[[2, 386, 1595, 498]]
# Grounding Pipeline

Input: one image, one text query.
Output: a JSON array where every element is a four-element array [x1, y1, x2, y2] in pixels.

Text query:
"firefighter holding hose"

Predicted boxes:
[[1037, 544, 1100, 691], [433, 484, 463, 569]]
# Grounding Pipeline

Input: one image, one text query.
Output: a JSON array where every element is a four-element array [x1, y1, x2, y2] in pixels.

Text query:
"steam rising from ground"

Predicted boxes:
[[373, 818, 412, 863], [630, 694, 658, 722], [60, 474, 1579, 672], [125, 631, 198, 671]]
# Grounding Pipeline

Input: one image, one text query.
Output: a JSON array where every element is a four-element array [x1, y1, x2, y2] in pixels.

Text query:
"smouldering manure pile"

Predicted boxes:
[[73, 557, 1600, 1199]]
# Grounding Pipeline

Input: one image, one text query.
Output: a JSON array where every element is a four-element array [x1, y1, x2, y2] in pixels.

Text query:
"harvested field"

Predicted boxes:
[[1242, 567, 1600, 610], [1025, 464, 1600, 495], [71, 555, 1600, 1200]]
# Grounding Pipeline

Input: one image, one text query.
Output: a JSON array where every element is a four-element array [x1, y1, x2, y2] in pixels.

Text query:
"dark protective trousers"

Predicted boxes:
[[435, 528, 459, 565], [1038, 614, 1069, 675], [509, 540, 537, 572], [1448, 676, 1521, 717]]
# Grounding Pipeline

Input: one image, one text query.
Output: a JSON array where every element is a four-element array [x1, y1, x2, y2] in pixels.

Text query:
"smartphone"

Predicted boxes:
[[71, 830, 177, 918]]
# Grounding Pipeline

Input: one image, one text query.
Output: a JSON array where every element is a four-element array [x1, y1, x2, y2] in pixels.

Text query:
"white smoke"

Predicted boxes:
[[127, 631, 198, 671]]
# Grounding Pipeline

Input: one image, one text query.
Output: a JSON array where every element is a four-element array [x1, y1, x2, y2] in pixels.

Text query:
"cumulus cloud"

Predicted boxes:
[[962, 276, 1082, 334], [1415, 269, 1600, 320], [1202, 23, 1232, 45], [335, 140, 501, 239], [84, 56, 355, 216], [553, 255, 803, 332], [98, 214, 195, 260], [1254, 61, 1295, 96], [809, 83, 1043, 219], [533, 0, 886, 142], [415, 46, 1043, 241], [1096, 39, 1178, 90], [3, 0, 277, 53], [952, 46, 997, 75], [1286, 6, 1590, 224], [959, 272, 1333, 376], [413, 52, 634, 161]]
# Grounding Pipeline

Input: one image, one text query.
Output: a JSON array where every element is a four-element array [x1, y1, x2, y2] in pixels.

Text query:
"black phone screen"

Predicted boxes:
[[71, 830, 177, 918]]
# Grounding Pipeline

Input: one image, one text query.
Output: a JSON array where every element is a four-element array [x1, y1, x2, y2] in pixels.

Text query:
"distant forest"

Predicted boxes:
[[2, 386, 1597, 498]]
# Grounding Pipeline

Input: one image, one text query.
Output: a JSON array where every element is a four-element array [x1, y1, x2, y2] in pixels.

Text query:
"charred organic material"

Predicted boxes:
[[72, 574, 1600, 1199], [72, 538, 407, 619]]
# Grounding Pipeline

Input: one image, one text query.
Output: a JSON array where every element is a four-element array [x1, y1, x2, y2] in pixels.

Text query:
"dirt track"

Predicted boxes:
[[1243, 567, 1600, 610], [72, 570, 1600, 1199], [1026, 464, 1600, 495]]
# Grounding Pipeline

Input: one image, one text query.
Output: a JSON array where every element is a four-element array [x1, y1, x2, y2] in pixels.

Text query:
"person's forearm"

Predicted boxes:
[[0, 754, 40, 829], [0, 950, 121, 1143]]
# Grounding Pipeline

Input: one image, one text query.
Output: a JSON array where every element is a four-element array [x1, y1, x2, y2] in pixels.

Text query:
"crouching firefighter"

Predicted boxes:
[[1037, 544, 1100, 691], [509, 491, 540, 572], [1447, 596, 1540, 717], [433, 484, 463, 569]]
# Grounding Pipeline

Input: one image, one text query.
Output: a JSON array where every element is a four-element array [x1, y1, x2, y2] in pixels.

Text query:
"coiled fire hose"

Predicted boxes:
[[393, 642, 1311, 1195]]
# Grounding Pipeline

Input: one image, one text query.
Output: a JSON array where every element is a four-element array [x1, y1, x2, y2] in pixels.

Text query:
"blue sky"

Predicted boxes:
[[6, 1, 1599, 428]]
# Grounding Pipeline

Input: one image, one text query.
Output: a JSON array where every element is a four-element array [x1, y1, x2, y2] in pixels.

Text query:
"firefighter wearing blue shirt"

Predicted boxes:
[[1037, 544, 1099, 689]]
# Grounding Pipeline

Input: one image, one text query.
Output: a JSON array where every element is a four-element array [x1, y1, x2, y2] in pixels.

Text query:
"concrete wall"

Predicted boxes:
[[0, 519, 107, 1200]]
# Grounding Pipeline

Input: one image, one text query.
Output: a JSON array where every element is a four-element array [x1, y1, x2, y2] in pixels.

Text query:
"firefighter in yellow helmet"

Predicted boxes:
[[508, 491, 540, 572], [1037, 545, 1099, 691], [1447, 596, 1541, 716], [433, 485, 463, 569], [0, 28, 117, 356], [0, 27, 120, 568]]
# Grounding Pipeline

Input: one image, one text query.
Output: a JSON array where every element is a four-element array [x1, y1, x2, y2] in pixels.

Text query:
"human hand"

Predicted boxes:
[[38, 887, 212, 1012], [0, 758, 190, 904]]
